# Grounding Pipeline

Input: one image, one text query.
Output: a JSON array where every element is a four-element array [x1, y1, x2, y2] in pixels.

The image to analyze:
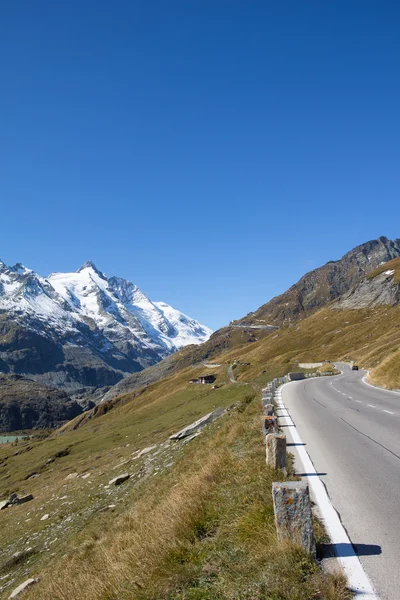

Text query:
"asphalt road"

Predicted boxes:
[[282, 365, 400, 600]]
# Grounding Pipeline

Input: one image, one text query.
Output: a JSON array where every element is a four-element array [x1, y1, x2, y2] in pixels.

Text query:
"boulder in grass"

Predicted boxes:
[[7, 493, 33, 506], [15, 494, 33, 505], [170, 407, 225, 441], [109, 473, 130, 486], [9, 578, 39, 598]]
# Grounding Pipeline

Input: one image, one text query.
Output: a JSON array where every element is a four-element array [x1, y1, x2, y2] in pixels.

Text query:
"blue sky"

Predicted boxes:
[[1, 1, 400, 330]]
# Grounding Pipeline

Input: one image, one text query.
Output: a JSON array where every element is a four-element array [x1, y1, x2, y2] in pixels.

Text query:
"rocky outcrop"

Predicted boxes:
[[0, 374, 82, 432], [170, 408, 226, 440], [109, 474, 130, 486], [333, 268, 400, 309], [237, 236, 400, 325], [9, 578, 39, 598]]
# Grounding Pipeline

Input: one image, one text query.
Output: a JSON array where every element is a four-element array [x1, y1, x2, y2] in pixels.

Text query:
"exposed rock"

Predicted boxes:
[[0, 259, 211, 395], [333, 268, 400, 309], [132, 445, 157, 459], [109, 473, 130, 486], [7, 492, 33, 506], [0, 374, 82, 432], [40, 513, 49, 521], [14, 494, 33, 505], [235, 236, 400, 325], [170, 407, 225, 440], [9, 578, 39, 598], [65, 473, 78, 481], [0, 499, 9, 510], [1, 548, 35, 572]]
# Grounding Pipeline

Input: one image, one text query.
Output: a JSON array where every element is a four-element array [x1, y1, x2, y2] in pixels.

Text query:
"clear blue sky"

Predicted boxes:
[[1, 1, 400, 330]]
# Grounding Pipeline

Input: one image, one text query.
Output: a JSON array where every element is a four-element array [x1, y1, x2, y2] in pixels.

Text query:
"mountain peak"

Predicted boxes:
[[77, 261, 106, 279], [10, 263, 32, 276]]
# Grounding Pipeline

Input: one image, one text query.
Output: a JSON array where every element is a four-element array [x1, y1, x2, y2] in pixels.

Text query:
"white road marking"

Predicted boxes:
[[383, 410, 395, 415], [277, 383, 378, 600], [355, 400, 362, 403], [348, 396, 353, 400], [367, 404, 376, 409]]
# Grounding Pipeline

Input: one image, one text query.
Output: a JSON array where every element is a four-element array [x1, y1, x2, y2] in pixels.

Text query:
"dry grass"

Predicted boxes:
[[215, 305, 400, 387], [4, 302, 398, 599], [22, 399, 349, 600], [369, 348, 400, 389], [367, 257, 400, 282], [318, 363, 339, 374]]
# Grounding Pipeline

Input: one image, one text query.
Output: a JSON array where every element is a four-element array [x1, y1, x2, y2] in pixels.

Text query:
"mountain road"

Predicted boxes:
[[281, 365, 400, 599]]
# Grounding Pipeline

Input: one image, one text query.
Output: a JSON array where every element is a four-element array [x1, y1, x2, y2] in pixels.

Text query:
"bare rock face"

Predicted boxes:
[[0, 259, 211, 395], [0, 374, 82, 432], [237, 236, 400, 325], [333, 269, 400, 309], [272, 481, 316, 556]]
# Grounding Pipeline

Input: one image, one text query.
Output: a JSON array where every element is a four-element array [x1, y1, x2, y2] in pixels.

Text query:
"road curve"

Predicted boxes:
[[282, 365, 400, 600]]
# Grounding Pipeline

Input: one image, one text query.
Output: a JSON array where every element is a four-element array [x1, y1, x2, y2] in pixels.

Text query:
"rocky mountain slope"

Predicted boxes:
[[102, 236, 400, 402], [334, 257, 400, 309], [0, 260, 211, 393], [236, 236, 400, 326], [0, 374, 82, 432]]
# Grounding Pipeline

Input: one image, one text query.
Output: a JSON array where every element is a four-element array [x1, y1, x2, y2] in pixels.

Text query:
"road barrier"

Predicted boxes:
[[266, 433, 287, 471], [261, 372, 322, 556], [272, 481, 316, 556]]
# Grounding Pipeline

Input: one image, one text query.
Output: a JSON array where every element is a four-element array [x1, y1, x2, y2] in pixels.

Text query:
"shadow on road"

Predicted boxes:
[[318, 542, 382, 558], [297, 472, 327, 477]]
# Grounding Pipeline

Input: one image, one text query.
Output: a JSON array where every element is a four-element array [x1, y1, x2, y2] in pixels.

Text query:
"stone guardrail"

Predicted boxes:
[[262, 373, 317, 556]]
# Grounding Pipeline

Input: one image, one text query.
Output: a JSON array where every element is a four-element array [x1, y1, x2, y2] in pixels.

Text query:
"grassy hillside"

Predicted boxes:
[[8, 389, 348, 600], [222, 305, 400, 389], [1, 302, 399, 598], [367, 256, 400, 282]]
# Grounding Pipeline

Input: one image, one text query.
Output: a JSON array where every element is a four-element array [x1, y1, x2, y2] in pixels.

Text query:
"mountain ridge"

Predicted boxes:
[[236, 235, 400, 326], [0, 259, 212, 394]]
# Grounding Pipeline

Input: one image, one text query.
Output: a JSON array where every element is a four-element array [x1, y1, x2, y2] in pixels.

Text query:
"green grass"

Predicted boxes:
[[21, 396, 349, 600], [4, 302, 399, 598]]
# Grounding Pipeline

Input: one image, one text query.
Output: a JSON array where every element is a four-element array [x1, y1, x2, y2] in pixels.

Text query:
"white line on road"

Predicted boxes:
[[367, 404, 376, 408], [277, 382, 378, 600], [382, 410, 395, 415], [355, 400, 362, 403]]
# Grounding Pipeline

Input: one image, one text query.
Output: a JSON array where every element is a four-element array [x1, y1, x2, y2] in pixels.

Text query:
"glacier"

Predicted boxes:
[[0, 259, 212, 392]]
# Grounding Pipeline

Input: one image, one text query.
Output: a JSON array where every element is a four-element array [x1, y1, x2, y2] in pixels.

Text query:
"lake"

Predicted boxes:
[[0, 435, 26, 444]]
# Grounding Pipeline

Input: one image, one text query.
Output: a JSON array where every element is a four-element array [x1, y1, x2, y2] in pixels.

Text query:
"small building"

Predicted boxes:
[[189, 374, 216, 385], [199, 374, 216, 384]]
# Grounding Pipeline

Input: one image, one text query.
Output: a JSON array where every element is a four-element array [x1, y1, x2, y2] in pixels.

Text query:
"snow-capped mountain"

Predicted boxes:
[[0, 259, 212, 393]]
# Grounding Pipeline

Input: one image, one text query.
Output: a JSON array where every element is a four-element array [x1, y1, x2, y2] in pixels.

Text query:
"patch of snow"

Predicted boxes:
[[0, 259, 212, 367], [384, 269, 395, 275]]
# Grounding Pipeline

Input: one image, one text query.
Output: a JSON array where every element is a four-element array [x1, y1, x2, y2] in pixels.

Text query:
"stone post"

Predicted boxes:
[[266, 433, 287, 471], [272, 481, 316, 556], [265, 403, 274, 416], [262, 415, 278, 433]]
